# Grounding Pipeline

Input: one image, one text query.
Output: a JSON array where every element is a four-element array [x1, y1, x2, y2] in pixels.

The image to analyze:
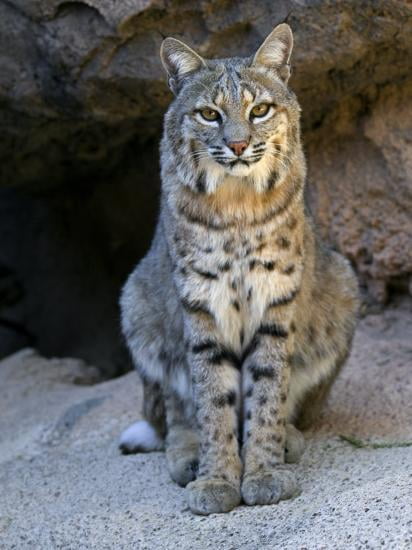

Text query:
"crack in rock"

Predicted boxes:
[[42, 395, 108, 446]]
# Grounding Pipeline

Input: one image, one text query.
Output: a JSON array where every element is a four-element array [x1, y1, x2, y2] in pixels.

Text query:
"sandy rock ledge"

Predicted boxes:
[[0, 299, 411, 549]]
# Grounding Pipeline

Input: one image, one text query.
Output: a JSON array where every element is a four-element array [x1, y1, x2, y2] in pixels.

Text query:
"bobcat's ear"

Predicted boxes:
[[252, 24, 293, 83], [160, 38, 207, 94]]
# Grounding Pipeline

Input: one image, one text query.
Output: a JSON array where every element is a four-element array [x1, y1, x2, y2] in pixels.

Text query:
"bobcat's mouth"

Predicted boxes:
[[201, 147, 266, 177], [207, 143, 266, 170], [228, 157, 263, 167], [210, 154, 264, 169], [229, 159, 249, 167]]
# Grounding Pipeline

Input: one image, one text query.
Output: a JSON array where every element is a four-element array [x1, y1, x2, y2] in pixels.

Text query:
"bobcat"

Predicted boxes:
[[119, 24, 359, 515]]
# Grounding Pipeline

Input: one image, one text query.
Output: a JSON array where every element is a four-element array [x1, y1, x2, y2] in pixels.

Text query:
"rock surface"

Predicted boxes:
[[1, 299, 411, 549], [0, 0, 411, 367]]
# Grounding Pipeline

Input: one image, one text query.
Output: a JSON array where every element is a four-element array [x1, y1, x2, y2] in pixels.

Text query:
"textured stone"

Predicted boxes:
[[0, 299, 411, 548], [1, 0, 411, 188], [307, 78, 412, 301], [0, 0, 411, 367]]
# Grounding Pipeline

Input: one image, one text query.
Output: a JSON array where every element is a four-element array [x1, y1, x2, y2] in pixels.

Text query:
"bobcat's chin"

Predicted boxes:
[[224, 161, 256, 177], [199, 154, 272, 194]]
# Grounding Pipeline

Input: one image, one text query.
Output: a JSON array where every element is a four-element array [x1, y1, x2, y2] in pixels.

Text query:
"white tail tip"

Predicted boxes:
[[119, 420, 164, 453]]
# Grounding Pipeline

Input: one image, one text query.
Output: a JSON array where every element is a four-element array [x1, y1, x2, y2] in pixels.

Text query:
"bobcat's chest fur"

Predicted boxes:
[[178, 220, 302, 354]]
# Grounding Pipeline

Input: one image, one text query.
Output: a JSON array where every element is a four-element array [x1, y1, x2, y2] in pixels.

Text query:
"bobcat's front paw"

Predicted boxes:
[[241, 467, 299, 506], [186, 478, 241, 515]]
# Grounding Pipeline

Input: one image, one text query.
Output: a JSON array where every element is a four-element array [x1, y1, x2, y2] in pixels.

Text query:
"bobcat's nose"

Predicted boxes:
[[226, 140, 249, 157]]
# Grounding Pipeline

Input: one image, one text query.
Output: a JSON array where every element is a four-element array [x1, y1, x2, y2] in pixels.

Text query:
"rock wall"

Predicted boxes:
[[0, 0, 411, 372]]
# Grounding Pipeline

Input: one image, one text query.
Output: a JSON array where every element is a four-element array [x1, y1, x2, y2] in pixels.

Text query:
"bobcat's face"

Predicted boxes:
[[182, 64, 296, 184], [161, 25, 300, 193]]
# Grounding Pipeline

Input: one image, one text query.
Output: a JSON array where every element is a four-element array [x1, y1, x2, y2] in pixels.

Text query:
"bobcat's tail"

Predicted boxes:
[[119, 378, 166, 454], [119, 420, 164, 453]]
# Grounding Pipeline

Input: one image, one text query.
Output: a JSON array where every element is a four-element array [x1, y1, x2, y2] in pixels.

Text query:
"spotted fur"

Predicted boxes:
[[119, 24, 359, 515]]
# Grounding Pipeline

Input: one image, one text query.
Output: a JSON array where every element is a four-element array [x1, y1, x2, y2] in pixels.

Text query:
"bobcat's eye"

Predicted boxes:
[[199, 108, 220, 122], [250, 103, 271, 119]]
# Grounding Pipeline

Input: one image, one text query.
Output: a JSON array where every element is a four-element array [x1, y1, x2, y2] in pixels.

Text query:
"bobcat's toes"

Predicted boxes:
[[285, 423, 305, 464], [166, 447, 199, 487], [187, 479, 241, 515], [241, 467, 299, 506]]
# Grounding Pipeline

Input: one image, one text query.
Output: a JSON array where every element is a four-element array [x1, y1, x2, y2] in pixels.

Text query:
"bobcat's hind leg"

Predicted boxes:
[[294, 353, 348, 431], [285, 423, 305, 463], [295, 373, 336, 431], [119, 379, 166, 454], [165, 392, 199, 487]]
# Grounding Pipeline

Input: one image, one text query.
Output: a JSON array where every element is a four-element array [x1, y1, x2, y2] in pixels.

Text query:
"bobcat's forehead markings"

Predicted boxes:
[[120, 23, 359, 516], [242, 87, 254, 104], [213, 85, 230, 106]]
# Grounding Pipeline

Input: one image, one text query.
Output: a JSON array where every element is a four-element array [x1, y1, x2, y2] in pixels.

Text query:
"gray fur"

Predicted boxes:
[[120, 24, 359, 515]]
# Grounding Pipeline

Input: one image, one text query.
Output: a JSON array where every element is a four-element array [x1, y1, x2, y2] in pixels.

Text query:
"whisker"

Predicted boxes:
[[189, 150, 210, 158], [274, 155, 292, 168], [273, 158, 291, 168], [273, 158, 290, 172], [272, 150, 290, 160], [268, 145, 289, 158], [268, 146, 292, 167], [267, 149, 290, 166]]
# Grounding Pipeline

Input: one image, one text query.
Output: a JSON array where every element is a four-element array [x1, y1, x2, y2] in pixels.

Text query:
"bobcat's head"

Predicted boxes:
[[161, 24, 301, 194]]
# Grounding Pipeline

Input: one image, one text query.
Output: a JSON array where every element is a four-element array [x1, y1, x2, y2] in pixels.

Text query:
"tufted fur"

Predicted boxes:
[[119, 24, 359, 515]]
